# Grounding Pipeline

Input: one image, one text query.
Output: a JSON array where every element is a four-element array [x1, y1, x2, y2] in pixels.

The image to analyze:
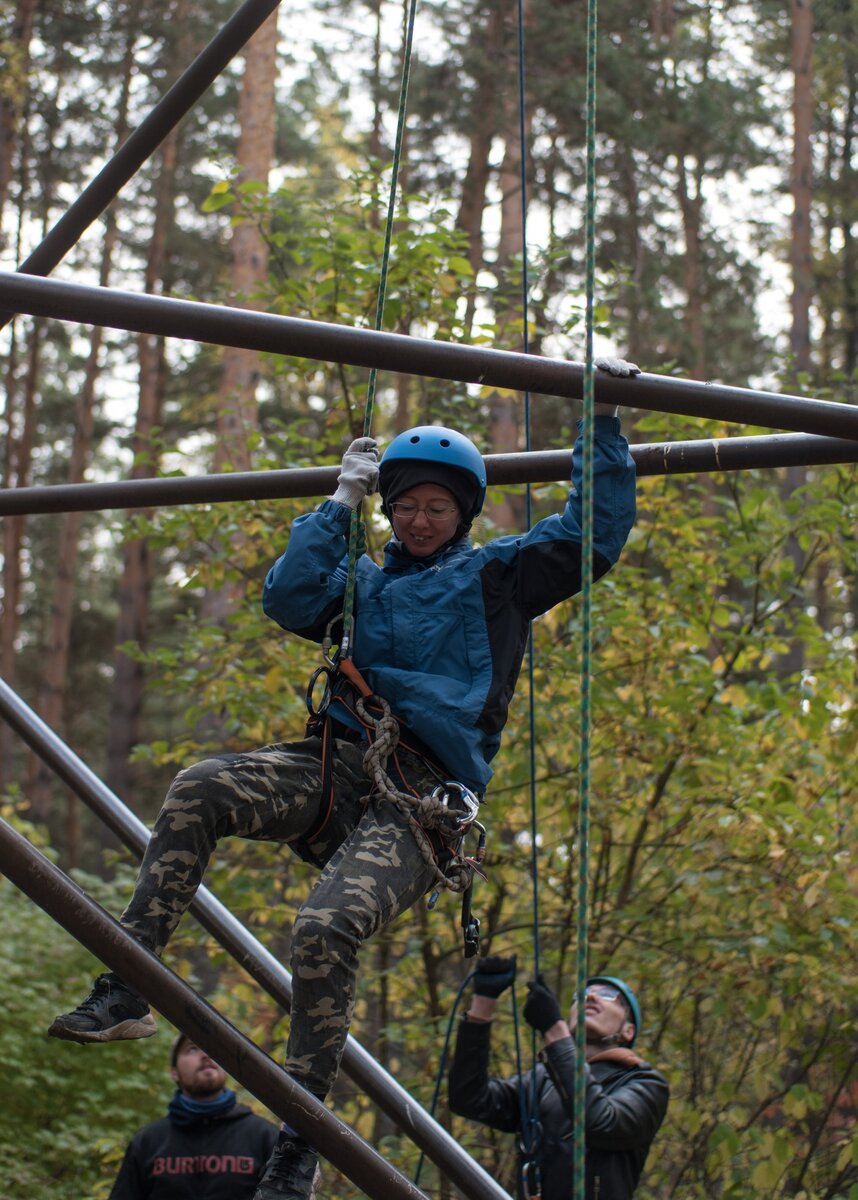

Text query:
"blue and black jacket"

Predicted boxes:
[[263, 416, 636, 793]]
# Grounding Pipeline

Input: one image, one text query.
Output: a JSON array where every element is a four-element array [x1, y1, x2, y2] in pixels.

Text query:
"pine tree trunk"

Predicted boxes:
[[616, 159, 644, 365], [485, 21, 533, 532], [676, 158, 707, 380], [211, 8, 278, 475], [0, 0, 37, 244], [195, 11, 277, 740], [0, 325, 42, 666], [1, 135, 46, 790], [12, 325, 46, 801], [455, 0, 506, 334], [668, 4, 710, 381], [840, 49, 856, 380], [779, 0, 814, 679], [105, 123, 180, 800], [790, 0, 814, 376], [28, 14, 135, 854]]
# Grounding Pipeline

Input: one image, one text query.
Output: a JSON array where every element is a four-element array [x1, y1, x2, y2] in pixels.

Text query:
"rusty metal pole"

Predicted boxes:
[[0, 677, 513, 1200], [1, 271, 858, 438], [0, 433, 856, 517], [0, 815, 433, 1200]]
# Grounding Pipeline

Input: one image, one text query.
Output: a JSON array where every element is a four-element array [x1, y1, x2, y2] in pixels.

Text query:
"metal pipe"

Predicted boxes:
[[0, 271, 857, 439], [0, 0, 282, 329], [0, 432, 856, 517], [492, 431, 858, 482], [0, 816, 431, 1200], [0, 678, 512, 1200]]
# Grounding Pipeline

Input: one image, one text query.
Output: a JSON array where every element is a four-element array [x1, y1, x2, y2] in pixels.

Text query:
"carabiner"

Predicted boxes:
[[321, 612, 343, 668], [429, 781, 481, 833], [520, 1155, 542, 1200], [306, 664, 334, 719]]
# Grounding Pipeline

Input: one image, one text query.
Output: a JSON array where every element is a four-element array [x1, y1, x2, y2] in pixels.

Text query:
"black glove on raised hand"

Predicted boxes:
[[472, 954, 517, 999], [523, 974, 563, 1033]]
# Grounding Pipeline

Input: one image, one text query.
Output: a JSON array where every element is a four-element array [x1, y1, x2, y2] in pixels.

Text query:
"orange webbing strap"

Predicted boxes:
[[338, 656, 374, 699]]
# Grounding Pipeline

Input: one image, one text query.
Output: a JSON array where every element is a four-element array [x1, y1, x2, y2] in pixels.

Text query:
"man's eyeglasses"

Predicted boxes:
[[390, 500, 459, 522], [585, 985, 622, 1002]]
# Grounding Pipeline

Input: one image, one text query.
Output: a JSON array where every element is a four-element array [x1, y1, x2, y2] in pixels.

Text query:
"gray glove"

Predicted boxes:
[[332, 437, 379, 509], [595, 356, 641, 378], [593, 356, 640, 417]]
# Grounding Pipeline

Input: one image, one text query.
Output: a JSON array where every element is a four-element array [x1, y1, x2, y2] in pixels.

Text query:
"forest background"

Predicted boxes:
[[0, 0, 856, 1196]]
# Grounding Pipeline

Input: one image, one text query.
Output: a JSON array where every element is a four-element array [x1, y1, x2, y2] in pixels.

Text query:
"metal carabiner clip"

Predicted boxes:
[[430, 781, 481, 832], [305, 664, 334, 719], [321, 612, 343, 668]]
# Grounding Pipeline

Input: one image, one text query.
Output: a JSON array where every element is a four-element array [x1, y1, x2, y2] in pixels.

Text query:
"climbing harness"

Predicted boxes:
[[305, 643, 488, 952], [356, 684, 488, 961]]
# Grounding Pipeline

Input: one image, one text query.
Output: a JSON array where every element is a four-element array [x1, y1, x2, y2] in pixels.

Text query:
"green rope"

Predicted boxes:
[[514, 0, 546, 1179], [574, 0, 599, 1192], [340, 0, 419, 659]]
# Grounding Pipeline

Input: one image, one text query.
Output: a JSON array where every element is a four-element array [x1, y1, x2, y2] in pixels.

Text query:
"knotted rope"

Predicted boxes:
[[356, 695, 474, 895]]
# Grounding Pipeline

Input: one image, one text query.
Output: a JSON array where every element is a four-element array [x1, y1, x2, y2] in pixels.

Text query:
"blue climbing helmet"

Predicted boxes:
[[587, 975, 642, 1046], [379, 426, 487, 524]]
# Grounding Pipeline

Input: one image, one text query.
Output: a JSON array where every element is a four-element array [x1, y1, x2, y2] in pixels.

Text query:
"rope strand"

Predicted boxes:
[[574, 0, 600, 1192], [341, 0, 419, 655], [514, 3, 546, 1192]]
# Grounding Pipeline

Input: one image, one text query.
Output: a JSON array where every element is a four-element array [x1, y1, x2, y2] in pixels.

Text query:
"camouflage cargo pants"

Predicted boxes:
[[120, 735, 442, 1098]]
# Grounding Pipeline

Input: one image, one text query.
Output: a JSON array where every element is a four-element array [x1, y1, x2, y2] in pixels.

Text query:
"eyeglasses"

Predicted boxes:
[[390, 500, 459, 522], [585, 985, 622, 1002]]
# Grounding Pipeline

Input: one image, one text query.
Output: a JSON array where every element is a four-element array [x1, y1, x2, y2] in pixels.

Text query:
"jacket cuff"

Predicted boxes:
[[316, 497, 354, 528], [576, 414, 622, 438]]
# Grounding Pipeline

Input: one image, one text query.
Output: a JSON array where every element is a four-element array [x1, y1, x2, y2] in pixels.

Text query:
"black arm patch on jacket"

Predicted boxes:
[[477, 542, 613, 736]]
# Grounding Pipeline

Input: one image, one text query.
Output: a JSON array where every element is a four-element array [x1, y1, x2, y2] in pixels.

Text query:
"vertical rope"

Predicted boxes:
[[515, 1, 544, 1184], [574, 0, 600, 1192], [517, 0, 538, 984], [340, 0, 419, 658]]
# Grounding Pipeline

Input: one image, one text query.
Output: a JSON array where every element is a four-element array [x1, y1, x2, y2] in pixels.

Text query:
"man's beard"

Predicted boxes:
[[185, 1076, 224, 1100]]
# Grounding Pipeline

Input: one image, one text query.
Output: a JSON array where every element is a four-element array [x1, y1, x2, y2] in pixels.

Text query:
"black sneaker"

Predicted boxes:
[[253, 1133, 319, 1200], [47, 972, 157, 1044]]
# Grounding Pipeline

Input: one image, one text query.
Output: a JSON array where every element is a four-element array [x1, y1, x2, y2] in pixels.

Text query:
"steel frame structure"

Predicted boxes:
[[0, 677, 511, 1200], [1, 1, 856, 1195]]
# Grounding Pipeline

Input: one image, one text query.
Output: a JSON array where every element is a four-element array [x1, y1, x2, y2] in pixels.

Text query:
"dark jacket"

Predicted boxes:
[[108, 1102, 279, 1199], [449, 1018, 669, 1200], [263, 417, 636, 792]]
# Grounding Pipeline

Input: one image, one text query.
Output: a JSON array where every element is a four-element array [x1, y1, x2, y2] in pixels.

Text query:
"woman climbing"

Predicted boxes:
[[48, 360, 638, 1200]]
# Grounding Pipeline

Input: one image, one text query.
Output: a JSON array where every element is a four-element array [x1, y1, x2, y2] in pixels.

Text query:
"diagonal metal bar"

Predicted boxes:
[[0, 271, 856, 438], [0, 433, 856, 516], [0, 0, 282, 328], [0, 677, 512, 1200], [0, 815, 431, 1200]]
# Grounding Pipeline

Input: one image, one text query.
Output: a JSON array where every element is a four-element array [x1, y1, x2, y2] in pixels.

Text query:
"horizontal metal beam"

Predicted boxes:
[[1, 271, 857, 439], [0, 0, 282, 328], [0, 432, 856, 516], [0, 815, 430, 1200], [0, 677, 512, 1200]]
